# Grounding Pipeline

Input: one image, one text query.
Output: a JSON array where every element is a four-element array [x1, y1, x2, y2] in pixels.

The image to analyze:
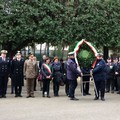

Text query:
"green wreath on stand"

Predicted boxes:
[[74, 39, 97, 69]]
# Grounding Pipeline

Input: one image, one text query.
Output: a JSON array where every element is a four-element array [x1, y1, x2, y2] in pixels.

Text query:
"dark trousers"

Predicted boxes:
[[65, 80, 69, 96], [114, 76, 118, 91], [95, 80, 105, 98], [83, 76, 90, 94], [0, 76, 8, 96], [11, 78, 14, 94], [53, 80, 59, 96], [69, 79, 77, 98], [15, 86, 22, 95], [117, 77, 120, 92], [106, 76, 114, 92], [34, 78, 37, 91], [43, 79, 50, 96]]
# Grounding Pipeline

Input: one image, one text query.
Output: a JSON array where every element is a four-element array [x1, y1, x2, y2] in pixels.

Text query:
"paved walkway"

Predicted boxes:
[[0, 80, 120, 120]]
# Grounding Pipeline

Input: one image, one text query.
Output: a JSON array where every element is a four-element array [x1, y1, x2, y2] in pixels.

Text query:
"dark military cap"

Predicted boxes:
[[16, 51, 21, 55]]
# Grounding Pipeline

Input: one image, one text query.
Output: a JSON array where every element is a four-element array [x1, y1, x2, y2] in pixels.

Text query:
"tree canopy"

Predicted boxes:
[[0, 0, 119, 56]]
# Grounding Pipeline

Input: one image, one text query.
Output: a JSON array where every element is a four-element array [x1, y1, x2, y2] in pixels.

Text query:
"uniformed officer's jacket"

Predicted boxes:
[[106, 62, 114, 79], [0, 57, 10, 76], [24, 59, 38, 79], [11, 59, 24, 76], [93, 59, 107, 81], [113, 62, 120, 76], [67, 58, 81, 80]]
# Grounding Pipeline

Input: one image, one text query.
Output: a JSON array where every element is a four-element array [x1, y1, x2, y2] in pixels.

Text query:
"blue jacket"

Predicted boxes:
[[67, 58, 81, 80], [51, 62, 63, 82], [0, 57, 10, 76], [93, 59, 107, 81]]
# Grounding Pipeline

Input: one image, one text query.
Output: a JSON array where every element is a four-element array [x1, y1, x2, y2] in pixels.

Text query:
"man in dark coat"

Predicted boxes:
[[67, 52, 82, 100], [114, 61, 120, 94], [92, 53, 107, 101], [11, 51, 24, 97], [0, 50, 10, 98], [106, 58, 114, 93]]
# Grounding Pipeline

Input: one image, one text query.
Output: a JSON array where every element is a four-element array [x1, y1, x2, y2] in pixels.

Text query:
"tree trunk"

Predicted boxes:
[[23, 47, 26, 57], [40, 44, 42, 56], [61, 46, 64, 59], [44, 43, 47, 55], [33, 43, 35, 56], [103, 46, 109, 62], [46, 42, 49, 57]]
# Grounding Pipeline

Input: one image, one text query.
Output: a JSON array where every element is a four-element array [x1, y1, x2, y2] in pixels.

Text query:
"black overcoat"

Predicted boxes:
[[11, 59, 24, 86]]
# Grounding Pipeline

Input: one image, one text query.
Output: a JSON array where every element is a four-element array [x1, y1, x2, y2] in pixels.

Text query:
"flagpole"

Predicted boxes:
[[91, 73, 98, 98], [74, 51, 83, 96]]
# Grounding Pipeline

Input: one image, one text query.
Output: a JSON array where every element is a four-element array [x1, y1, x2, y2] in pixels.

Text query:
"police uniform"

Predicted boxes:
[[67, 52, 82, 100], [0, 50, 10, 98], [11, 52, 24, 97], [92, 53, 107, 101]]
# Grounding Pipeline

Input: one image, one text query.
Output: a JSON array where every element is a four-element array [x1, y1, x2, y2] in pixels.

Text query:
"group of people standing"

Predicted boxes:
[[0, 50, 38, 98], [0, 50, 66, 99], [0, 49, 120, 101], [106, 57, 120, 94]]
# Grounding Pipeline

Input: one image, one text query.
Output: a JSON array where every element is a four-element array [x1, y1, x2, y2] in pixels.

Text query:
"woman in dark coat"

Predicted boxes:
[[11, 52, 24, 97], [52, 57, 63, 96], [41, 57, 52, 98]]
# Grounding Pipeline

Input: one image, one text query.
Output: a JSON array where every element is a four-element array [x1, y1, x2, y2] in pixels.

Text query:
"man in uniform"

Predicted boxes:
[[24, 53, 38, 98], [11, 51, 24, 97], [67, 52, 82, 100], [92, 53, 107, 101], [0, 50, 10, 98]]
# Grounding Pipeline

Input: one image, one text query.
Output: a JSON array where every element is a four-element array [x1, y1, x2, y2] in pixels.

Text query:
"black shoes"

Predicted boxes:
[[94, 97, 99, 100], [15, 94, 23, 97], [43, 95, 51, 98], [19, 95, 23, 97], [0, 95, 6, 98], [86, 93, 91, 95], [111, 91, 114, 94], [105, 90, 110, 93], [47, 96, 51, 98], [26, 95, 35, 98], [83, 93, 91, 96], [2, 95, 6, 98], [117, 91, 120, 94], [26, 95, 31, 98], [70, 97, 79, 100], [54, 94, 59, 97], [101, 98, 105, 101], [94, 97, 105, 101], [15, 95, 18, 97]]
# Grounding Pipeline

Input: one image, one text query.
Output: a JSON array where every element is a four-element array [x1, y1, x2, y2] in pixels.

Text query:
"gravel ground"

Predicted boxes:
[[0, 80, 120, 120]]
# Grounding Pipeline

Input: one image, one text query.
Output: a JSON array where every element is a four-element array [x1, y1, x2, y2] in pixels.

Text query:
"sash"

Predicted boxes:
[[43, 64, 51, 74]]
